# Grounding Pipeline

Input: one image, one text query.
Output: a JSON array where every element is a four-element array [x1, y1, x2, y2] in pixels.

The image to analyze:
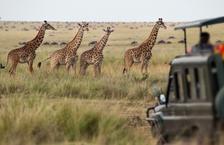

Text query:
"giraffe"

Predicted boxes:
[[123, 18, 166, 75], [79, 27, 114, 76], [38, 22, 89, 73], [5, 21, 56, 75]]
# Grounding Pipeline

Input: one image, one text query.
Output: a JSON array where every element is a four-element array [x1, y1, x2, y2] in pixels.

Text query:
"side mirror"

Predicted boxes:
[[158, 94, 166, 104]]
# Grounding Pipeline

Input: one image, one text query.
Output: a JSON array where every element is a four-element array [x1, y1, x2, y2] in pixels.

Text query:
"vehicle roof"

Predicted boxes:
[[175, 16, 224, 30], [171, 54, 211, 66]]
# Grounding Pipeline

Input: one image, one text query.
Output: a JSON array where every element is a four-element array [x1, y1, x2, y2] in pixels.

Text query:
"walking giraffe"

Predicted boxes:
[[5, 21, 56, 75], [123, 18, 166, 74], [37, 22, 89, 73], [79, 27, 114, 76]]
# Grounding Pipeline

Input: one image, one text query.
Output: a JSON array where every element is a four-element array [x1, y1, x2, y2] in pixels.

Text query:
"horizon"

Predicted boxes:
[[1, 0, 223, 22]]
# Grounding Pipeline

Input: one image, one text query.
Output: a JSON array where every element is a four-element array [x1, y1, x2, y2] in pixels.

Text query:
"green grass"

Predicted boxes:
[[0, 69, 167, 100], [0, 97, 151, 145]]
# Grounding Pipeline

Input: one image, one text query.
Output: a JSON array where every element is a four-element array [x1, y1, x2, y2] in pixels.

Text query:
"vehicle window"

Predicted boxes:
[[211, 61, 219, 94], [198, 68, 207, 100], [168, 72, 185, 103], [168, 77, 176, 102], [194, 68, 200, 99], [185, 69, 191, 99], [174, 73, 180, 100], [187, 67, 207, 101]]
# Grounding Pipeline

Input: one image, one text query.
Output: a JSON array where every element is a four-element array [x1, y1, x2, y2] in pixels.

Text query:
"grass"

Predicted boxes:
[[0, 97, 152, 145], [0, 21, 184, 100], [0, 21, 224, 145]]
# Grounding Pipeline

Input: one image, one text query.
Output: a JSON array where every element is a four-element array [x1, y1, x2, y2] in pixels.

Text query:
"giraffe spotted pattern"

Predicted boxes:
[[123, 18, 166, 75], [6, 21, 56, 75], [38, 22, 89, 73], [80, 27, 114, 76]]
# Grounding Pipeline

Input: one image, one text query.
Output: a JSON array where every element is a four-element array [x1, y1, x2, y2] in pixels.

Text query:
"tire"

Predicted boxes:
[[215, 86, 224, 119]]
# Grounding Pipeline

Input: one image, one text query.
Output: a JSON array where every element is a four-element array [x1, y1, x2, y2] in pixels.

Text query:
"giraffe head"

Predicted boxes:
[[103, 27, 114, 35], [43, 20, 56, 30], [78, 22, 89, 31], [156, 18, 167, 29]]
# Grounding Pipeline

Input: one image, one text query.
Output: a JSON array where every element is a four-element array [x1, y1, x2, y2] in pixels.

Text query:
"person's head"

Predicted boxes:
[[200, 32, 210, 44]]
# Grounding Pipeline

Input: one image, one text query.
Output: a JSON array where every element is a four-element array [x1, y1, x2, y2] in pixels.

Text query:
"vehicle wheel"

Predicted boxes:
[[156, 135, 167, 145], [181, 125, 199, 138], [151, 121, 161, 137], [215, 86, 224, 119]]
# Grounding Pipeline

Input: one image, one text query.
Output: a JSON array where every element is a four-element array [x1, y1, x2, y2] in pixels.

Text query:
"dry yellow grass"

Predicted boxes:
[[0, 21, 224, 145]]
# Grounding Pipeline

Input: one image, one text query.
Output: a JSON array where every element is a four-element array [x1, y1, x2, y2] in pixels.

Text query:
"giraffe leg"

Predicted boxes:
[[97, 62, 102, 75], [66, 63, 71, 72], [126, 60, 134, 74], [66, 63, 76, 75], [73, 55, 78, 75], [141, 62, 146, 75], [144, 62, 149, 74], [70, 60, 77, 75], [73, 62, 77, 75], [28, 60, 34, 74], [94, 64, 101, 77], [51, 60, 60, 71], [9, 63, 14, 74], [80, 62, 88, 76], [10, 61, 19, 76], [98, 65, 101, 75], [9, 64, 14, 75], [124, 53, 134, 74], [54, 64, 60, 71], [94, 65, 98, 77]]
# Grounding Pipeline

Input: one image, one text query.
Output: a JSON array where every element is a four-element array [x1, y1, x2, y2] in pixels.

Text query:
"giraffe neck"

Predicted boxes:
[[66, 28, 84, 52], [27, 25, 46, 51], [141, 23, 160, 50], [94, 34, 110, 52]]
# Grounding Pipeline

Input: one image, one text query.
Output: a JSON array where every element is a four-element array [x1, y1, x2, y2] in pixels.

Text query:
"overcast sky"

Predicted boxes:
[[0, 0, 223, 22]]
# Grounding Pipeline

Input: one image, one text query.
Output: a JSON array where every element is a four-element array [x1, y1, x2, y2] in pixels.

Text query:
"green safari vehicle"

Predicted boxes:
[[146, 16, 224, 144]]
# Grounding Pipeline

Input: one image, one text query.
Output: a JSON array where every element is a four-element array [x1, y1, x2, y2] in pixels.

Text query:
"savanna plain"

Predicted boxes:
[[0, 21, 224, 145]]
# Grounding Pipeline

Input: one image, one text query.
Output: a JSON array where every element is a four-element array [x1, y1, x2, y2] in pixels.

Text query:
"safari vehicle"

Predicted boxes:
[[146, 16, 224, 144]]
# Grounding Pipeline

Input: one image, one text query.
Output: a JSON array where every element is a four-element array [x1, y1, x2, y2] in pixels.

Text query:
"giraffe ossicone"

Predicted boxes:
[[123, 18, 166, 75], [37, 22, 89, 74], [79, 27, 114, 76], [5, 21, 56, 75]]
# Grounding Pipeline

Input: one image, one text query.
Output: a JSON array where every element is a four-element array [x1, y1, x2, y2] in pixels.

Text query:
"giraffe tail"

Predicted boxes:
[[37, 57, 51, 68], [1, 54, 9, 69], [123, 68, 127, 74]]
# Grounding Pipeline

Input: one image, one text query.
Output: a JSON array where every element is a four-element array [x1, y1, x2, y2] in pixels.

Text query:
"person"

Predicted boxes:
[[191, 32, 214, 54], [214, 43, 224, 59]]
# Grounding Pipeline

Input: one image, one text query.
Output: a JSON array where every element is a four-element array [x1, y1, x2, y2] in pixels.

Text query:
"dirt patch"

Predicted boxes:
[[178, 40, 185, 44], [21, 28, 29, 31], [88, 41, 97, 46], [168, 36, 176, 39], [60, 42, 67, 46], [157, 40, 166, 44], [51, 42, 58, 45], [131, 41, 138, 46], [43, 42, 50, 45]]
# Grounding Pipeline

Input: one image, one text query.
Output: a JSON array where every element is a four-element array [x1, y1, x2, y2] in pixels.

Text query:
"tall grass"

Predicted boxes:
[[0, 97, 151, 145], [0, 21, 184, 100], [0, 65, 168, 100], [1, 21, 223, 145]]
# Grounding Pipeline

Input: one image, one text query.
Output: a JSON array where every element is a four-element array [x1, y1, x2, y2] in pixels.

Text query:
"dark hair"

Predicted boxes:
[[200, 32, 210, 44]]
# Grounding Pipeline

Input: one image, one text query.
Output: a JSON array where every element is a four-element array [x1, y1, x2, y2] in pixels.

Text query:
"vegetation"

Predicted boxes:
[[0, 97, 152, 145], [0, 21, 223, 144]]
